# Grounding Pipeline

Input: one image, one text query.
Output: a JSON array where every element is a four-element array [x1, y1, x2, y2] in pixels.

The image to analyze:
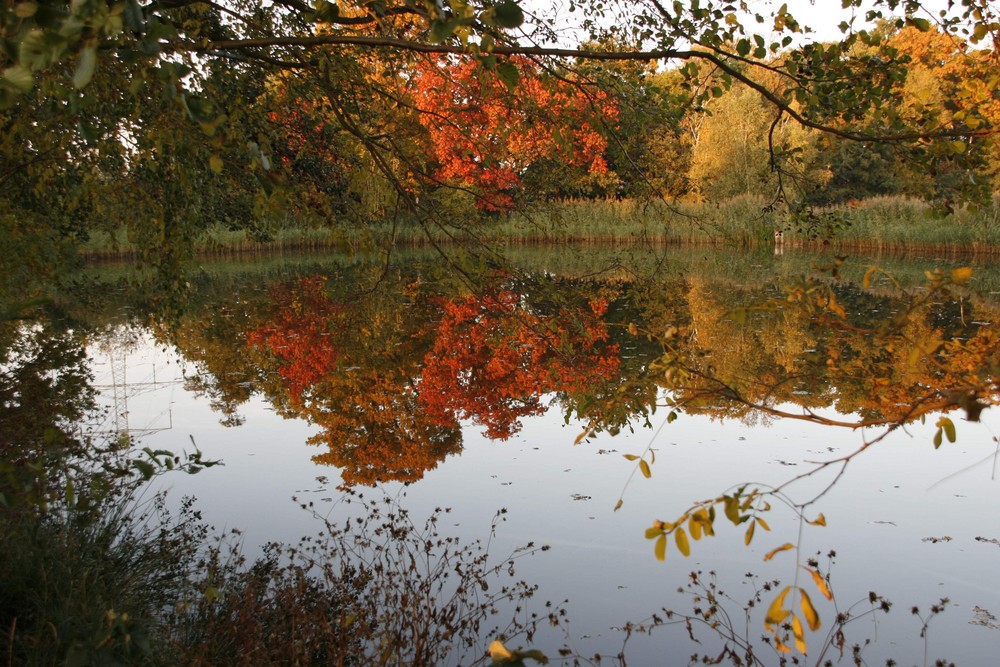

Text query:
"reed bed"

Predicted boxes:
[[77, 195, 1000, 258]]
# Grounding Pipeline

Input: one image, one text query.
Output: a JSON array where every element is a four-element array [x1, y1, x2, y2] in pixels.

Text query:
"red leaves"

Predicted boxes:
[[247, 274, 622, 484], [418, 285, 620, 439], [410, 56, 617, 211], [246, 275, 343, 402]]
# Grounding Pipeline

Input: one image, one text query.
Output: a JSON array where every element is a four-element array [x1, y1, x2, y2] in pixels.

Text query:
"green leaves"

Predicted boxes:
[[3, 65, 34, 92], [496, 61, 520, 90], [492, 1, 525, 28], [72, 46, 97, 89]]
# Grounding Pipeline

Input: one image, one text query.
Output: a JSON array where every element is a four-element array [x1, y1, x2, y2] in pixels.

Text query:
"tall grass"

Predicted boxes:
[[821, 195, 1000, 253], [76, 195, 1000, 259]]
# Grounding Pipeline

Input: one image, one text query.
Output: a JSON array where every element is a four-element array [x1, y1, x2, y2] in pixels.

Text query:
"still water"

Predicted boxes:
[[80, 245, 1000, 665]]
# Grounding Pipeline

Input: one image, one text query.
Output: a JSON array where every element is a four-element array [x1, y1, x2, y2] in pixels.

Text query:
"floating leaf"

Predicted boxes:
[[644, 525, 662, 540], [756, 517, 770, 531], [800, 589, 821, 631], [623, 453, 639, 461], [807, 513, 827, 527], [744, 519, 756, 545], [654, 534, 667, 561], [763, 542, 794, 561], [639, 459, 651, 479], [613, 498, 623, 512]]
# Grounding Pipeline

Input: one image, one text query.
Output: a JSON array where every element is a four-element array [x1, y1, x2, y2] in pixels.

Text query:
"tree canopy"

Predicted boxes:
[[0, 0, 999, 303]]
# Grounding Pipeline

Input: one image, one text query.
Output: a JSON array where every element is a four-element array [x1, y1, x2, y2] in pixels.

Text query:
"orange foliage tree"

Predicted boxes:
[[418, 282, 621, 439], [246, 275, 344, 403], [410, 56, 618, 210], [247, 274, 462, 484]]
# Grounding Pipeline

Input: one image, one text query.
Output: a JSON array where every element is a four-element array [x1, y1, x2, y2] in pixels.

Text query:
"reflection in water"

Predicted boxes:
[[143, 254, 1000, 489], [44, 247, 1000, 663]]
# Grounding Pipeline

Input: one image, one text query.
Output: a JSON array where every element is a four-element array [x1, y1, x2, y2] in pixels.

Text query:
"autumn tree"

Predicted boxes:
[[410, 56, 617, 210]]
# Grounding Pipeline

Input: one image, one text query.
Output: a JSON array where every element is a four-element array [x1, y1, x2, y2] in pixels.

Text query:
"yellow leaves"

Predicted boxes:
[[763, 542, 794, 561], [688, 509, 713, 540], [489, 640, 508, 660], [950, 266, 973, 285], [791, 614, 807, 653], [800, 589, 820, 631], [764, 586, 791, 630], [645, 489, 771, 563], [933, 416, 957, 449], [744, 519, 756, 545], [806, 513, 826, 527], [675, 527, 691, 557], [622, 452, 652, 478], [765, 585, 823, 655], [654, 534, 667, 561], [805, 567, 833, 600]]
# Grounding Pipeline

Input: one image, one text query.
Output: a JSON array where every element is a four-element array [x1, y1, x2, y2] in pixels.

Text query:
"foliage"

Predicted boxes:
[[411, 56, 617, 210], [174, 491, 559, 666], [419, 279, 621, 438], [1, 0, 998, 300]]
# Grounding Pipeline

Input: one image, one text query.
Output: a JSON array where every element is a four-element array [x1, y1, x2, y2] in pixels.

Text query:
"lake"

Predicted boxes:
[[54, 245, 1000, 663]]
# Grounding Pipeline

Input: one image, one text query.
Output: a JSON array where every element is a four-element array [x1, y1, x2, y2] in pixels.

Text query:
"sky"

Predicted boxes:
[[527, 0, 954, 48]]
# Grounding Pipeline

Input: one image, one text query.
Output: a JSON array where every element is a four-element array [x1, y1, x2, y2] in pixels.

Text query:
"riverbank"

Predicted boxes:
[[79, 195, 1000, 260]]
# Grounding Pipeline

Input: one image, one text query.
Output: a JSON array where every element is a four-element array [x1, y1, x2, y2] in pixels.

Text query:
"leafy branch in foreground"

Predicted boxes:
[[607, 561, 906, 666], [603, 262, 993, 656]]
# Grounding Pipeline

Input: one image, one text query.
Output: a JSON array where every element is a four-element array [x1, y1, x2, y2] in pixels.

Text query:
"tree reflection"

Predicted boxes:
[[0, 319, 97, 509], [419, 283, 621, 439], [244, 273, 623, 483], [246, 274, 461, 484], [638, 266, 997, 433], [154, 257, 998, 493]]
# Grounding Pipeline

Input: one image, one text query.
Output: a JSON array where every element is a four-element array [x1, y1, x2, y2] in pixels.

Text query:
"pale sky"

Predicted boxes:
[[527, 0, 954, 48]]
